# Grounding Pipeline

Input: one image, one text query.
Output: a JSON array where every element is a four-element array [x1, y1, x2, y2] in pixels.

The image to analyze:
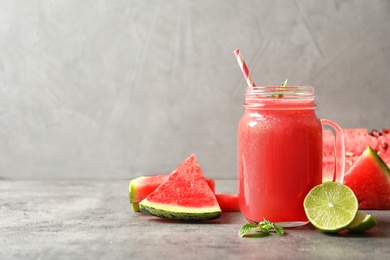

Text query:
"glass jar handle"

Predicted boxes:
[[321, 119, 345, 183]]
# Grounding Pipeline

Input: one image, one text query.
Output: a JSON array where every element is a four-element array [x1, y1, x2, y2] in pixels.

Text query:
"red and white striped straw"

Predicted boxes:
[[234, 49, 256, 88]]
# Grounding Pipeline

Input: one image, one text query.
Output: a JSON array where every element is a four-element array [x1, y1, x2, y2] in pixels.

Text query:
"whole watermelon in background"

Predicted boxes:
[[323, 128, 390, 178]]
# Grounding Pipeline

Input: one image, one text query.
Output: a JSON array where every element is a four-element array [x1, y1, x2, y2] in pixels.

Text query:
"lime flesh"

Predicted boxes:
[[348, 211, 377, 232], [304, 182, 358, 233]]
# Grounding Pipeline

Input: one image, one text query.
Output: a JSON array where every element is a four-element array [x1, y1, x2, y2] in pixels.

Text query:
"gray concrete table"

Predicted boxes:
[[1, 180, 389, 259]]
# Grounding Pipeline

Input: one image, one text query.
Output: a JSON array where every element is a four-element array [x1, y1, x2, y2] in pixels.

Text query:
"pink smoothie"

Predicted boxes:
[[238, 98, 323, 224]]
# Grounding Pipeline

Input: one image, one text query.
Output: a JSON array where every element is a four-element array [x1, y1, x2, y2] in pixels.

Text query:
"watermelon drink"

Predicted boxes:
[[238, 86, 345, 226]]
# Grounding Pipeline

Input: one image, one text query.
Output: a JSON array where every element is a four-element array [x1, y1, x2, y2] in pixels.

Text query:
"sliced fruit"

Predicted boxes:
[[348, 211, 377, 232], [376, 128, 390, 171], [322, 128, 390, 179], [139, 154, 221, 221], [343, 146, 390, 209], [133, 192, 239, 213], [129, 174, 215, 212], [215, 193, 240, 212], [303, 182, 358, 233], [130, 175, 168, 203], [132, 202, 140, 212]]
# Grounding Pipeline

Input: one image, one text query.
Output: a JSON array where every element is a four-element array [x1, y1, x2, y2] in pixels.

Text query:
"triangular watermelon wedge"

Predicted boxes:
[[344, 146, 390, 209], [139, 154, 222, 221], [129, 175, 216, 212]]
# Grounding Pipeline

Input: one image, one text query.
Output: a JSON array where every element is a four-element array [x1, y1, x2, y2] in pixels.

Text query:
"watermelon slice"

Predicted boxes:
[[139, 154, 222, 221], [376, 128, 390, 166], [215, 193, 240, 212], [323, 128, 390, 179], [129, 175, 215, 212], [129, 175, 168, 212], [343, 146, 390, 210]]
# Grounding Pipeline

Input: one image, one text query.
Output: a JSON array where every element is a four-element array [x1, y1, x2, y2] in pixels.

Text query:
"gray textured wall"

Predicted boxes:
[[1, 0, 389, 180]]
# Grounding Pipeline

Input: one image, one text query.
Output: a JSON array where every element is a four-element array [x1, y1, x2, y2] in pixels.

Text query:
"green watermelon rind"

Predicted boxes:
[[366, 146, 390, 175], [132, 202, 140, 212], [139, 200, 222, 221], [129, 176, 143, 203]]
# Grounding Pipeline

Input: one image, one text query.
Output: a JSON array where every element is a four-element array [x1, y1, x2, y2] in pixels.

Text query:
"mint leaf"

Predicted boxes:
[[272, 223, 285, 236], [258, 219, 273, 231], [281, 79, 288, 87], [239, 219, 285, 238], [272, 79, 288, 98], [239, 223, 260, 237]]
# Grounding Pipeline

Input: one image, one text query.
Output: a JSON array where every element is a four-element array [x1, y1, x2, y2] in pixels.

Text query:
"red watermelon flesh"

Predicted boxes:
[[129, 175, 240, 212], [215, 193, 240, 212], [376, 129, 390, 166], [130, 175, 168, 204], [139, 154, 221, 221], [343, 146, 390, 209], [129, 174, 215, 212], [323, 128, 390, 179], [343, 129, 378, 173]]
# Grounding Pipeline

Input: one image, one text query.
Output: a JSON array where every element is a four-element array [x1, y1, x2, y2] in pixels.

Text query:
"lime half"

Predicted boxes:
[[348, 211, 377, 232], [304, 182, 358, 233]]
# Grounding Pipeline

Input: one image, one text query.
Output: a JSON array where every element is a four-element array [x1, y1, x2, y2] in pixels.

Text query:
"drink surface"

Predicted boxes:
[[238, 100, 322, 223]]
